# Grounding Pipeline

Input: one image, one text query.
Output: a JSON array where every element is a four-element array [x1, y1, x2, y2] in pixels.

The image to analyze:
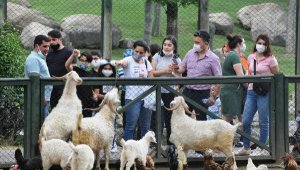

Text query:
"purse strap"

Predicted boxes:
[[253, 59, 256, 75]]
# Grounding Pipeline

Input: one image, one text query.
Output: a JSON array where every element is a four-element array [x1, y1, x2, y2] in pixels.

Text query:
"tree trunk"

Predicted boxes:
[[144, 0, 153, 44], [287, 0, 296, 54], [152, 2, 161, 36], [166, 2, 178, 39], [197, 0, 209, 31]]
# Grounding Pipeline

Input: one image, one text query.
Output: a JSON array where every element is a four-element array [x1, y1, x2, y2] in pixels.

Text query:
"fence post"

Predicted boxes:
[[101, 0, 112, 60], [28, 73, 41, 157], [274, 73, 286, 162]]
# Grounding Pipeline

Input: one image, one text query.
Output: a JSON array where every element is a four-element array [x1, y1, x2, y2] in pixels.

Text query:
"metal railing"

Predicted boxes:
[[0, 73, 297, 168]]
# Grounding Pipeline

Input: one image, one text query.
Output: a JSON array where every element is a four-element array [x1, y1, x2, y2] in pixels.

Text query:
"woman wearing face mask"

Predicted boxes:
[[236, 34, 279, 156], [151, 35, 181, 145], [220, 35, 247, 124], [65, 49, 98, 117], [115, 40, 153, 141]]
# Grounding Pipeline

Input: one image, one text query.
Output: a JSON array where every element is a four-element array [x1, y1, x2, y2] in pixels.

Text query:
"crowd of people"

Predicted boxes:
[[24, 29, 279, 156]]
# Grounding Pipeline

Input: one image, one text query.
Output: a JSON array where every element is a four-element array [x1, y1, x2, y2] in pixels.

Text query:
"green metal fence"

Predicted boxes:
[[0, 74, 297, 168]]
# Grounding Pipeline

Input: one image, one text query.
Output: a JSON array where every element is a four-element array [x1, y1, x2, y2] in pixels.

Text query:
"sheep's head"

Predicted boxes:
[[94, 87, 120, 113], [165, 96, 192, 115], [54, 71, 82, 85], [144, 131, 156, 143]]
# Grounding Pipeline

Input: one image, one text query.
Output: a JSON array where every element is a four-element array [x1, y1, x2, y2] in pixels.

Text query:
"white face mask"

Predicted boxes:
[[193, 44, 202, 52], [256, 44, 266, 53], [37, 46, 46, 58], [240, 43, 246, 52], [102, 70, 113, 77], [163, 50, 174, 56], [91, 59, 101, 68]]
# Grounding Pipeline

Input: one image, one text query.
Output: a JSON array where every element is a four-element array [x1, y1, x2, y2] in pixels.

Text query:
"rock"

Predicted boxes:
[[209, 12, 233, 35], [237, 3, 287, 46], [7, 2, 60, 30], [61, 14, 121, 49], [8, 0, 31, 8], [118, 38, 135, 49], [20, 22, 70, 49]]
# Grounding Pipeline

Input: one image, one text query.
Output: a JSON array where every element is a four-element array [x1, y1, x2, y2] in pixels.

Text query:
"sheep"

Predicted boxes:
[[177, 144, 188, 170], [39, 137, 72, 170], [40, 71, 83, 141], [166, 96, 240, 158], [119, 131, 157, 170], [71, 87, 120, 170], [68, 142, 94, 170]]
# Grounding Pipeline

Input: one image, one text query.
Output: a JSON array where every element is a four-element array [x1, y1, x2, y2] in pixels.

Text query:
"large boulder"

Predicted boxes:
[[8, 0, 31, 8], [209, 12, 233, 35], [20, 22, 70, 49], [237, 3, 286, 46], [61, 14, 121, 49], [7, 2, 60, 30]]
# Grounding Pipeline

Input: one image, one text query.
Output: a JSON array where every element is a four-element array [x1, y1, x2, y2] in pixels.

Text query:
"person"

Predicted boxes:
[[237, 34, 279, 156], [24, 35, 52, 119], [204, 84, 221, 120], [90, 50, 103, 75], [174, 30, 222, 121], [46, 30, 73, 109], [65, 49, 97, 117], [151, 35, 181, 145], [220, 35, 247, 124], [115, 40, 153, 140]]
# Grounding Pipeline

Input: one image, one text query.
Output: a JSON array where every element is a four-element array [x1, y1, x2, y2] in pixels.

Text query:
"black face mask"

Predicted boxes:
[[50, 44, 60, 51]]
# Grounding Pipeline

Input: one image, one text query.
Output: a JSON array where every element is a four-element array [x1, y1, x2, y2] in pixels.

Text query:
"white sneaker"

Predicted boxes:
[[250, 148, 269, 156], [235, 147, 251, 156], [111, 141, 118, 153]]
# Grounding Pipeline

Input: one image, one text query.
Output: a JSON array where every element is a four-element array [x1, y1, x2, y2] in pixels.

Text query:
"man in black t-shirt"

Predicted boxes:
[[46, 30, 73, 109]]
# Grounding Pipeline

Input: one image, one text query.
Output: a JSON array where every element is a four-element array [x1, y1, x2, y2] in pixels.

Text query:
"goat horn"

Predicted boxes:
[[183, 105, 193, 115]]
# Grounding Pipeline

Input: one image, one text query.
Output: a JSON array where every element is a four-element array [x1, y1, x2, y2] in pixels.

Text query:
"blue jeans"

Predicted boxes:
[[124, 99, 152, 140], [242, 90, 269, 148], [43, 102, 50, 120]]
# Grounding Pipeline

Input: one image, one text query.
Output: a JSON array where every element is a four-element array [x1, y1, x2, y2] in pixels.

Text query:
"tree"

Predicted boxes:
[[152, 2, 162, 36], [144, 0, 153, 44]]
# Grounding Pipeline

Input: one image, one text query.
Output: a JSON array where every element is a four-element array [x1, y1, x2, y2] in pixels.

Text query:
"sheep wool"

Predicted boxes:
[[40, 71, 83, 141]]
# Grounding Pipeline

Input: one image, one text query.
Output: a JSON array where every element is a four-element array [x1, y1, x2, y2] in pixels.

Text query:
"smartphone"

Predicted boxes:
[[172, 58, 178, 65]]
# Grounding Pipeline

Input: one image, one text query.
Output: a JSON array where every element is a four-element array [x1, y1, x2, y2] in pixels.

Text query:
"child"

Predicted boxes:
[[203, 85, 221, 120]]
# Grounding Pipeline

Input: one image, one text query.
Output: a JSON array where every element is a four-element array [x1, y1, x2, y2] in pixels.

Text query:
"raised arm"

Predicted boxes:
[[65, 49, 80, 72]]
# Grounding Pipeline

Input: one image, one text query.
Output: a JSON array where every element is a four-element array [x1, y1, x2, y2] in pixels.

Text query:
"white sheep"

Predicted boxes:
[[39, 137, 72, 170], [167, 96, 240, 158], [119, 131, 156, 170], [39, 71, 83, 141], [69, 142, 94, 170], [72, 87, 120, 170]]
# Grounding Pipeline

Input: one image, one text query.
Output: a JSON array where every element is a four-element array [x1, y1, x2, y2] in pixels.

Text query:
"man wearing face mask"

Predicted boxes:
[[65, 49, 97, 117], [46, 30, 73, 109], [25, 35, 53, 119], [174, 30, 222, 121]]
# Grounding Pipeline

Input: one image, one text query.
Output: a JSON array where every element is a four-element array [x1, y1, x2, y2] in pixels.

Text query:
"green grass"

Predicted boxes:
[[28, 0, 294, 75]]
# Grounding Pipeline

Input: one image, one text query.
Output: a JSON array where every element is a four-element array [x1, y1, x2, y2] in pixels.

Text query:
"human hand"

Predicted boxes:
[[72, 49, 80, 57]]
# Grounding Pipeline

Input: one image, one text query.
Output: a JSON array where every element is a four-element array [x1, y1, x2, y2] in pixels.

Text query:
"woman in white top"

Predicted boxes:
[[151, 35, 181, 145], [116, 40, 153, 140]]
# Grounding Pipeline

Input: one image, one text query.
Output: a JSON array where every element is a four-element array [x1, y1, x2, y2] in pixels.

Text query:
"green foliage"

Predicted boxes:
[[0, 23, 27, 78]]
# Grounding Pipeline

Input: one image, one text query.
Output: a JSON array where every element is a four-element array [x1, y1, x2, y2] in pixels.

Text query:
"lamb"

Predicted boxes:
[[120, 131, 157, 170], [40, 71, 83, 141], [39, 137, 72, 170], [246, 157, 268, 170], [177, 144, 188, 170], [71, 87, 120, 170], [166, 96, 240, 158], [69, 142, 94, 170]]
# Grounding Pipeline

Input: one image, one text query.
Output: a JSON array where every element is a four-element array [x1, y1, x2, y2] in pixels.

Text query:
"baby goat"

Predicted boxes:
[[69, 142, 94, 170], [120, 131, 156, 170]]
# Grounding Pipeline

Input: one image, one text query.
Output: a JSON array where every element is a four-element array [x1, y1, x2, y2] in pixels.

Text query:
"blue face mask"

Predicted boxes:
[[79, 63, 88, 70], [133, 52, 144, 61]]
